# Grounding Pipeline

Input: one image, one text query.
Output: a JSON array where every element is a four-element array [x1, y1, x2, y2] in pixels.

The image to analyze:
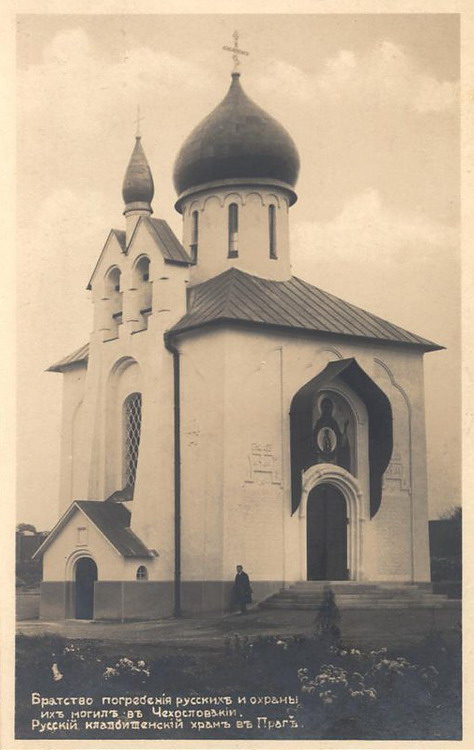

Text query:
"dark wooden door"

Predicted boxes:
[[75, 557, 97, 619], [307, 484, 347, 580]]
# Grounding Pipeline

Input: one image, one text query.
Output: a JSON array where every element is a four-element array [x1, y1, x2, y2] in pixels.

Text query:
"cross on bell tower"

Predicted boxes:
[[223, 30, 249, 73]]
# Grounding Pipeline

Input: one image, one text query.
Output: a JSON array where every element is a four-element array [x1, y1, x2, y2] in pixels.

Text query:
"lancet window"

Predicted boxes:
[[228, 203, 239, 258], [123, 392, 142, 488], [269, 204, 277, 259], [190, 210, 199, 263]]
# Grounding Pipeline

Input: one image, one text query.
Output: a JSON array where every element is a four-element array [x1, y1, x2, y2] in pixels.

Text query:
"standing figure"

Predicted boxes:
[[232, 565, 252, 614]]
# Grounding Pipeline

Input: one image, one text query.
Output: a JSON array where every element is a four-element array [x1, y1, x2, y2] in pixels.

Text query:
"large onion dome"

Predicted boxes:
[[173, 73, 300, 201], [122, 136, 154, 209]]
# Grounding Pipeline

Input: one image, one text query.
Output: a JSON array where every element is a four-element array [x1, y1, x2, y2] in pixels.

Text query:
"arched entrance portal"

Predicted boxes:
[[75, 557, 97, 619], [307, 484, 348, 580]]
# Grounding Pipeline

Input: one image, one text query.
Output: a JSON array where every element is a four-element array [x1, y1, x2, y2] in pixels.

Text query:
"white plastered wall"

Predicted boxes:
[[58, 365, 87, 513], [181, 186, 291, 284], [42, 507, 154, 582], [56, 219, 189, 581], [178, 325, 431, 585]]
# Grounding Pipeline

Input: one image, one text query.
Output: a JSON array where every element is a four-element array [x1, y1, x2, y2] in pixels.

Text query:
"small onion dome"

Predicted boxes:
[[173, 72, 300, 200], [122, 136, 154, 210]]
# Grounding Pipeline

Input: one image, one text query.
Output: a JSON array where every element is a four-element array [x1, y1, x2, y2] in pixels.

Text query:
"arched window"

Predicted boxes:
[[269, 205, 277, 259], [123, 392, 142, 488], [136, 565, 148, 581], [105, 267, 122, 339], [190, 210, 199, 263], [228, 203, 239, 258]]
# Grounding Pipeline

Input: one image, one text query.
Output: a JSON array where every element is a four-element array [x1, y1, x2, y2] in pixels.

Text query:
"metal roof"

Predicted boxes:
[[49, 267, 441, 373], [145, 217, 192, 265], [112, 229, 126, 251], [76, 501, 154, 558], [173, 72, 299, 199], [48, 342, 89, 372], [122, 136, 154, 206], [33, 500, 154, 560], [169, 267, 442, 351]]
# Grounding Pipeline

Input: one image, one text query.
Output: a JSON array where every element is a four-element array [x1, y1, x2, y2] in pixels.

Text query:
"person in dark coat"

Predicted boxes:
[[232, 565, 252, 614]]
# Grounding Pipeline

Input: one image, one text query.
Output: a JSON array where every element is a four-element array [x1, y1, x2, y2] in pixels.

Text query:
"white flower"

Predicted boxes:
[[103, 666, 119, 679], [51, 663, 63, 681]]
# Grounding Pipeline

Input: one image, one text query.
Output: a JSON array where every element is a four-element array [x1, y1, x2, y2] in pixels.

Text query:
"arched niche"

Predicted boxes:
[[290, 358, 392, 518], [105, 358, 143, 498]]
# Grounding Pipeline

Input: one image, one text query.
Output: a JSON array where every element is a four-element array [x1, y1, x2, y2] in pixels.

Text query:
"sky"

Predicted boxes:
[[16, 13, 460, 529]]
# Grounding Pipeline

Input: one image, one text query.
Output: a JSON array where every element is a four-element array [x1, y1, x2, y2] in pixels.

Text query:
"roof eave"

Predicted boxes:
[[164, 257, 194, 267], [167, 316, 444, 352], [33, 500, 155, 560], [46, 359, 88, 374], [174, 177, 297, 214]]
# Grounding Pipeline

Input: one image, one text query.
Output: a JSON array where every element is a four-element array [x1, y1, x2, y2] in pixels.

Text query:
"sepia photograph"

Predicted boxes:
[[10, 8, 463, 745]]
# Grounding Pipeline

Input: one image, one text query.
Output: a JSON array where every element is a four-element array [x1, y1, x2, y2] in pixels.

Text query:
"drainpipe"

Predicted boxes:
[[164, 332, 182, 617]]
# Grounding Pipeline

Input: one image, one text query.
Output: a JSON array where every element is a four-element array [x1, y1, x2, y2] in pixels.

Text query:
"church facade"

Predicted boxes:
[[34, 69, 440, 621]]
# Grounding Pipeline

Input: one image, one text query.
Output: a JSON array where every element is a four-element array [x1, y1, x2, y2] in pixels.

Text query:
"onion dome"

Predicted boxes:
[[173, 72, 300, 201], [122, 136, 154, 211]]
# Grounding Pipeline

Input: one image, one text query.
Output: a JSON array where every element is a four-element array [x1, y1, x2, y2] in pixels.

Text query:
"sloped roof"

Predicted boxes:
[[112, 229, 126, 251], [169, 268, 442, 351], [33, 500, 155, 560], [76, 501, 153, 557], [48, 266, 441, 373], [86, 229, 127, 290], [87, 220, 190, 291], [48, 342, 89, 372], [144, 217, 192, 265]]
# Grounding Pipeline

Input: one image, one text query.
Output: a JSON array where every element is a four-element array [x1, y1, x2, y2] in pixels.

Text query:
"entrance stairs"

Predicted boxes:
[[259, 581, 456, 610]]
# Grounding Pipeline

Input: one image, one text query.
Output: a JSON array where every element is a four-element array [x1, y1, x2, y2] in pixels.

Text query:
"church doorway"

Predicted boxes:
[[74, 557, 97, 619], [307, 484, 348, 580]]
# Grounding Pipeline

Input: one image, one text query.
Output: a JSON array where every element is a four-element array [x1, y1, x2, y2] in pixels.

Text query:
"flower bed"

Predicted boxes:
[[16, 627, 461, 741]]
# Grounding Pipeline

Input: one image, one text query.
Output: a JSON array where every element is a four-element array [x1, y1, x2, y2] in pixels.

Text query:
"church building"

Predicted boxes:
[[34, 60, 441, 620]]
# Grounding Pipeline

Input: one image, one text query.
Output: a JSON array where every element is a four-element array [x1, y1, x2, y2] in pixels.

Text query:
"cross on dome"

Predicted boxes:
[[223, 30, 249, 73], [135, 105, 145, 139]]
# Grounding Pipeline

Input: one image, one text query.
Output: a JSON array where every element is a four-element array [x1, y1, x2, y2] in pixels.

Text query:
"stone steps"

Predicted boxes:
[[258, 581, 455, 610]]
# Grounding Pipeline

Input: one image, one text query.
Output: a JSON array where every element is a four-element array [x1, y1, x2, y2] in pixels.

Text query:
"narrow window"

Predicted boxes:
[[136, 565, 148, 581], [269, 205, 277, 259], [123, 393, 142, 488], [228, 203, 239, 258], [190, 210, 199, 263]]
